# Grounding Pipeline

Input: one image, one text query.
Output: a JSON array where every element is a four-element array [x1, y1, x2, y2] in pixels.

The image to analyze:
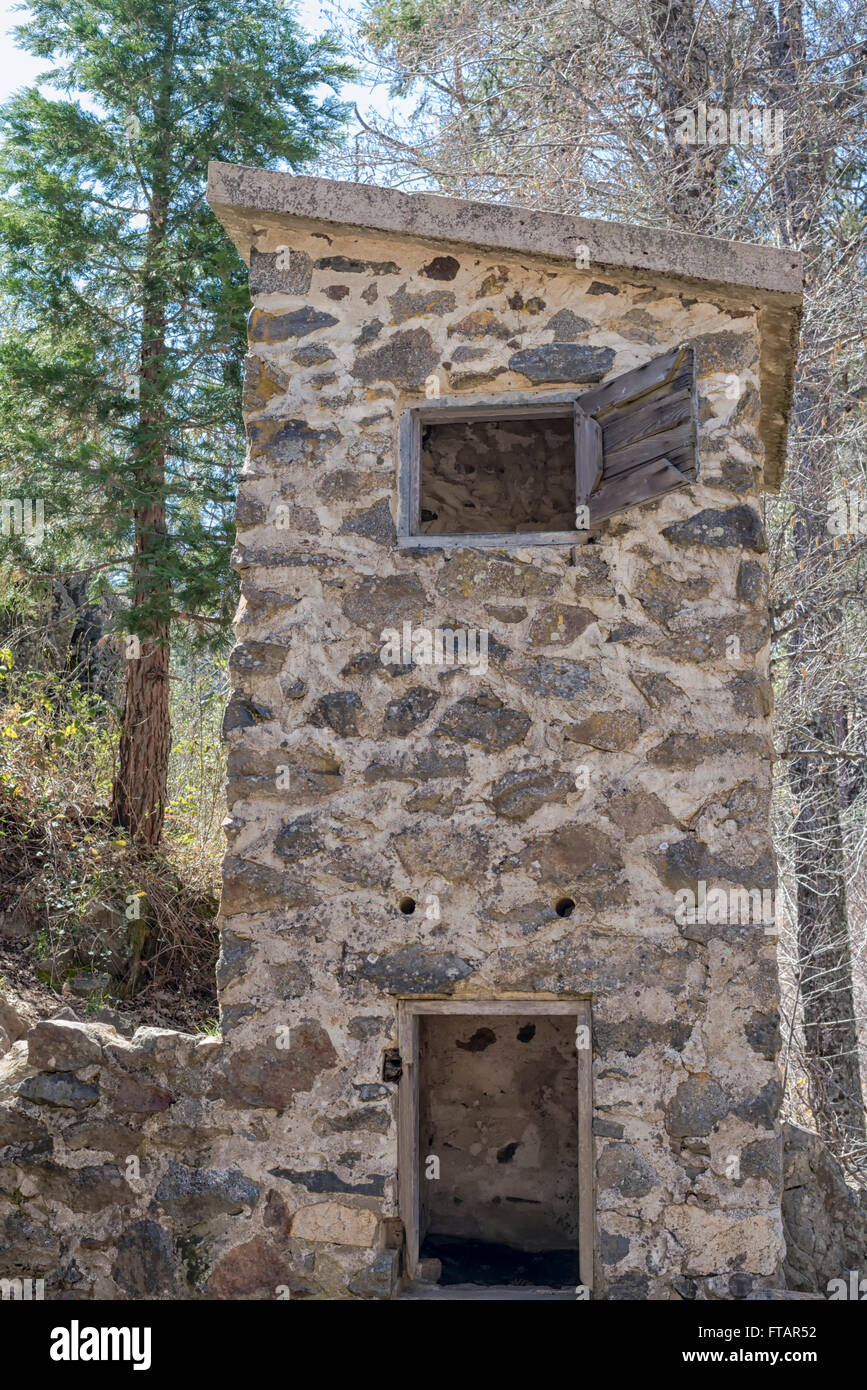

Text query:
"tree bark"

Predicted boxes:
[[770, 0, 865, 1149], [110, 29, 174, 850]]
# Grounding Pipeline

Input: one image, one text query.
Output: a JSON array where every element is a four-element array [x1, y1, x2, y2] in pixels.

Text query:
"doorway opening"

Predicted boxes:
[[398, 1000, 593, 1294]]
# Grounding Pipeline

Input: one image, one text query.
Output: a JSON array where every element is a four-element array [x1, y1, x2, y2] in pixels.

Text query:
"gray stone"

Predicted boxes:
[[17, 1075, 100, 1109], [342, 573, 426, 631], [248, 246, 313, 296], [269, 1166, 385, 1197], [435, 695, 530, 750], [597, 1144, 658, 1197], [745, 1010, 780, 1061], [545, 309, 591, 339], [216, 932, 254, 991], [662, 505, 766, 552], [274, 815, 327, 862], [488, 769, 573, 821], [353, 1083, 391, 1101], [292, 343, 336, 366], [601, 1231, 630, 1264], [733, 1079, 782, 1130], [27, 1020, 104, 1072], [737, 559, 764, 602], [112, 1220, 176, 1299], [209, 1023, 337, 1110], [508, 343, 615, 383], [382, 687, 439, 736], [222, 697, 273, 734], [340, 498, 395, 545], [513, 659, 591, 699], [228, 642, 288, 677], [310, 692, 362, 737], [322, 1108, 390, 1135], [247, 417, 341, 465], [344, 946, 474, 994], [155, 1162, 259, 1224], [393, 824, 490, 883], [354, 319, 383, 346], [348, 1250, 400, 1297], [248, 306, 338, 342], [608, 1272, 650, 1299], [272, 961, 313, 1000], [352, 328, 440, 389], [665, 1076, 731, 1137], [595, 1019, 690, 1057], [389, 284, 456, 323], [315, 255, 399, 274], [421, 255, 460, 281]]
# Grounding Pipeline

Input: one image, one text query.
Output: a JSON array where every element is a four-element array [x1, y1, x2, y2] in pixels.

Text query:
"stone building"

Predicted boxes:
[[0, 162, 804, 1301], [206, 162, 802, 1299]]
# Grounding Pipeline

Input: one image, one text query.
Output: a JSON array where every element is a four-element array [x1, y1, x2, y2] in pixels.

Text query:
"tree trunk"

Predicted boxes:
[[647, 0, 720, 232], [111, 92, 173, 848], [770, 0, 865, 1149]]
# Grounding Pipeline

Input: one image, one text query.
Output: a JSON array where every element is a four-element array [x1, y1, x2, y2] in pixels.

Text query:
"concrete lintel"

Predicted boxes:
[[207, 160, 803, 299]]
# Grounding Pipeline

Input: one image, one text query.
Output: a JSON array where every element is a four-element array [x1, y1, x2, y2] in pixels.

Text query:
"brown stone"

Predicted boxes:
[[388, 284, 456, 323], [648, 731, 770, 770], [604, 791, 672, 838], [565, 711, 642, 752], [208, 1237, 290, 1299], [521, 825, 623, 887], [528, 605, 596, 645], [210, 1022, 338, 1110], [291, 1202, 379, 1247], [447, 308, 513, 340]]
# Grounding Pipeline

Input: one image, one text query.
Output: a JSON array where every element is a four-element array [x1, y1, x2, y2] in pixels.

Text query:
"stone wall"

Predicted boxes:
[[217, 223, 782, 1299], [0, 214, 792, 1299]]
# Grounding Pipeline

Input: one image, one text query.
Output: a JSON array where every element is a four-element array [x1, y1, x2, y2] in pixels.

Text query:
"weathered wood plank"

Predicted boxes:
[[590, 456, 688, 522], [577, 345, 686, 416], [398, 411, 417, 537], [397, 1006, 420, 1280], [574, 408, 603, 506], [416, 400, 574, 425], [602, 420, 694, 479], [596, 364, 694, 431], [576, 999, 595, 1292], [398, 531, 581, 550], [601, 380, 692, 455], [399, 999, 586, 1014]]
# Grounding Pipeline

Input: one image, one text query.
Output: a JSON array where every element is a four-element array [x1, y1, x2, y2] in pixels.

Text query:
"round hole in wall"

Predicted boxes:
[[555, 897, 576, 918], [399, 896, 417, 916]]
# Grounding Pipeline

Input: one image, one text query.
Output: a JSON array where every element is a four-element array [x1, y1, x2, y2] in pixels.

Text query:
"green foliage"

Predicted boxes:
[[0, 0, 353, 647]]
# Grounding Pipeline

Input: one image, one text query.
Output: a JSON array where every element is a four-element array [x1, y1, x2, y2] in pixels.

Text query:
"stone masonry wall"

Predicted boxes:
[[0, 220, 786, 1299]]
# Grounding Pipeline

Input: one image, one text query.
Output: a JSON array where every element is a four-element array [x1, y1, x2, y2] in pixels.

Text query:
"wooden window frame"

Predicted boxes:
[[397, 345, 697, 549], [396, 997, 595, 1293], [397, 389, 581, 550]]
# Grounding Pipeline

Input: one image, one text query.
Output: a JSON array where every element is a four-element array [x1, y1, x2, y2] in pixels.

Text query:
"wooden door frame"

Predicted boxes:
[[396, 998, 595, 1292]]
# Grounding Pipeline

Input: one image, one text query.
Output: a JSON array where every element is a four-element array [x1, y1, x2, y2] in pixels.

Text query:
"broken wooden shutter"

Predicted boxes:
[[575, 344, 697, 525]]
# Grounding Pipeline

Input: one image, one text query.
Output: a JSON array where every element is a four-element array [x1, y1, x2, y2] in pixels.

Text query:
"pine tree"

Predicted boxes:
[[0, 0, 351, 846]]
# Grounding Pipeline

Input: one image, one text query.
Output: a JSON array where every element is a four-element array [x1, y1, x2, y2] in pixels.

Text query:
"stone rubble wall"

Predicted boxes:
[[1, 1011, 862, 1297], [782, 1121, 867, 1295], [0, 222, 798, 1299]]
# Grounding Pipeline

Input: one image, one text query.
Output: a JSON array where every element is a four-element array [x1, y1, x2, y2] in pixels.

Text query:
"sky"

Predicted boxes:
[[0, 0, 394, 116]]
